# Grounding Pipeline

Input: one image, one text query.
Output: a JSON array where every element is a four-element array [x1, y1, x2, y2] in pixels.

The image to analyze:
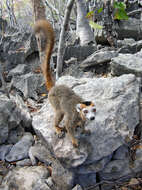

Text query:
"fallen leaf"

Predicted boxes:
[[129, 178, 139, 185], [33, 67, 41, 73], [121, 187, 128, 190], [133, 144, 142, 150], [41, 93, 47, 97]]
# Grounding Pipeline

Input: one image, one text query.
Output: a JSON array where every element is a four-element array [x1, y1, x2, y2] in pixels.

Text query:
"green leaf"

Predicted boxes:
[[86, 11, 94, 18], [97, 7, 103, 13], [119, 2, 126, 9], [114, 2, 126, 10], [113, 1, 128, 20], [114, 9, 129, 20], [89, 20, 103, 30]]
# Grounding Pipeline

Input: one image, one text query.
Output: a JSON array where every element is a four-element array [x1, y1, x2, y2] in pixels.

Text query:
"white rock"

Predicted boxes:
[[33, 74, 139, 167]]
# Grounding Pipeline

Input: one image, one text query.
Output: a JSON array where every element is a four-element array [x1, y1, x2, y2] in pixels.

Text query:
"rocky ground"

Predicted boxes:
[[0, 8, 142, 190]]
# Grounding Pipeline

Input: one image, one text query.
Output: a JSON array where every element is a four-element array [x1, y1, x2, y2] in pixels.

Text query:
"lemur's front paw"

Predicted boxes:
[[82, 129, 91, 135], [62, 126, 67, 133], [55, 126, 65, 138], [72, 139, 79, 148], [57, 131, 65, 138]]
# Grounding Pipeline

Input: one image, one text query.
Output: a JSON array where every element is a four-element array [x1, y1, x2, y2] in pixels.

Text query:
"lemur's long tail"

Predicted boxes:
[[34, 20, 55, 91]]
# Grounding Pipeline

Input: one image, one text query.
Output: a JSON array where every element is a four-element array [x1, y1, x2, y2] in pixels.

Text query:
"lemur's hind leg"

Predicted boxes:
[[65, 115, 79, 148], [81, 127, 91, 135], [54, 111, 65, 137]]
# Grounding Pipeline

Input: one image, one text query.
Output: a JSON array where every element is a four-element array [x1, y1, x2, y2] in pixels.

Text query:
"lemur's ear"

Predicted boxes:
[[76, 103, 86, 112], [82, 101, 91, 106], [82, 101, 95, 106], [76, 104, 81, 112]]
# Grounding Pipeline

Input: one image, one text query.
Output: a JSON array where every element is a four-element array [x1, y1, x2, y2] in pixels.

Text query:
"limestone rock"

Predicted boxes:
[[29, 141, 54, 166], [33, 74, 139, 168], [75, 172, 96, 189], [95, 18, 142, 44], [8, 64, 28, 78], [72, 185, 83, 190], [115, 18, 142, 40], [29, 141, 74, 190], [11, 73, 45, 100], [0, 145, 12, 161], [12, 93, 32, 129], [32, 179, 51, 190], [0, 94, 22, 144], [5, 132, 34, 162], [99, 160, 132, 181], [112, 145, 129, 160], [76, 155, 112, 174], [0, 27, 37, 71], [79, 50, 118, 68], [111, 52, 142, 76], [117, 39, 136, 48], [0, 93, 32, 144], [7, 126, 24, 144], [1, 166, 50, 190], [133, 143, 142, 173], [16, 159, 32, 167], [64, 45, 97, 62], [118, 40, 142, 54]]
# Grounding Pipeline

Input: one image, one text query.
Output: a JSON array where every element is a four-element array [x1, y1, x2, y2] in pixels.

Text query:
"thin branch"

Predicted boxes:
[[0, 1, 3, 18], [31, 0, 46, 22], [56, 0, 75, 80], [127, 8, 142, 16], [6, 0, 17, 27], [86, 173, 135, 190], [45, 0, 62, 24]]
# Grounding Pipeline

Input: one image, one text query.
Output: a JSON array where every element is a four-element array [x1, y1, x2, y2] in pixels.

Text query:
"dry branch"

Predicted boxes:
[[56, 0, 75, 80]]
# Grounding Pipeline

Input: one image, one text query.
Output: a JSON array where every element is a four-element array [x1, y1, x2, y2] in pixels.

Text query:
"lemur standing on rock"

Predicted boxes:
[[34, 20, 96, 148]]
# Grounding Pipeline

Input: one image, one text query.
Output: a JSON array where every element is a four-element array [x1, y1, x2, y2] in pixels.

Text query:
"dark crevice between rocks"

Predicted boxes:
[[96, 172, 101, 190], [133, 123, 142, 140], [82, 62, 111, 76], [21, 121, 35, 135], [128, 81, 142, 165], [25, 51, 39, 63], [128, 123, 142, 167]]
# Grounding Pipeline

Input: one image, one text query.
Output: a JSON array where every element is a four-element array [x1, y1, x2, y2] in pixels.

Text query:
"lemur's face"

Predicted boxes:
[[76, 101, 96, 121]]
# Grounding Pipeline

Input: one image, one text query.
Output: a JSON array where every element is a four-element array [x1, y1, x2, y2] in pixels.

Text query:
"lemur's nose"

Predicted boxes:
[[90, 117, 95, 120]]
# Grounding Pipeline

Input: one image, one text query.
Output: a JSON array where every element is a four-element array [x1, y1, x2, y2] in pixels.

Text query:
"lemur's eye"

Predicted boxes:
[[83, 110, 88, 114], [92, 108, 96, 112]]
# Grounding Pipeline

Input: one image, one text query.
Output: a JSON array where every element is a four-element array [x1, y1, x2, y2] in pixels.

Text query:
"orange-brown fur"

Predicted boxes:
[[34, 20, 54, 91], [34, 20, 91, 147]]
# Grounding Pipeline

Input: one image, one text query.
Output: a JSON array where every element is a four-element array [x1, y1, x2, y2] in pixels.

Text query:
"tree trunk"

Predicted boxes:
[[6, 0, 17, 27], [103, 0, 117, 47], [56, 0, 75, 79], [31, 0, 46, 67], [76, 0, 95, 46], [31, 0, 46, 22]]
